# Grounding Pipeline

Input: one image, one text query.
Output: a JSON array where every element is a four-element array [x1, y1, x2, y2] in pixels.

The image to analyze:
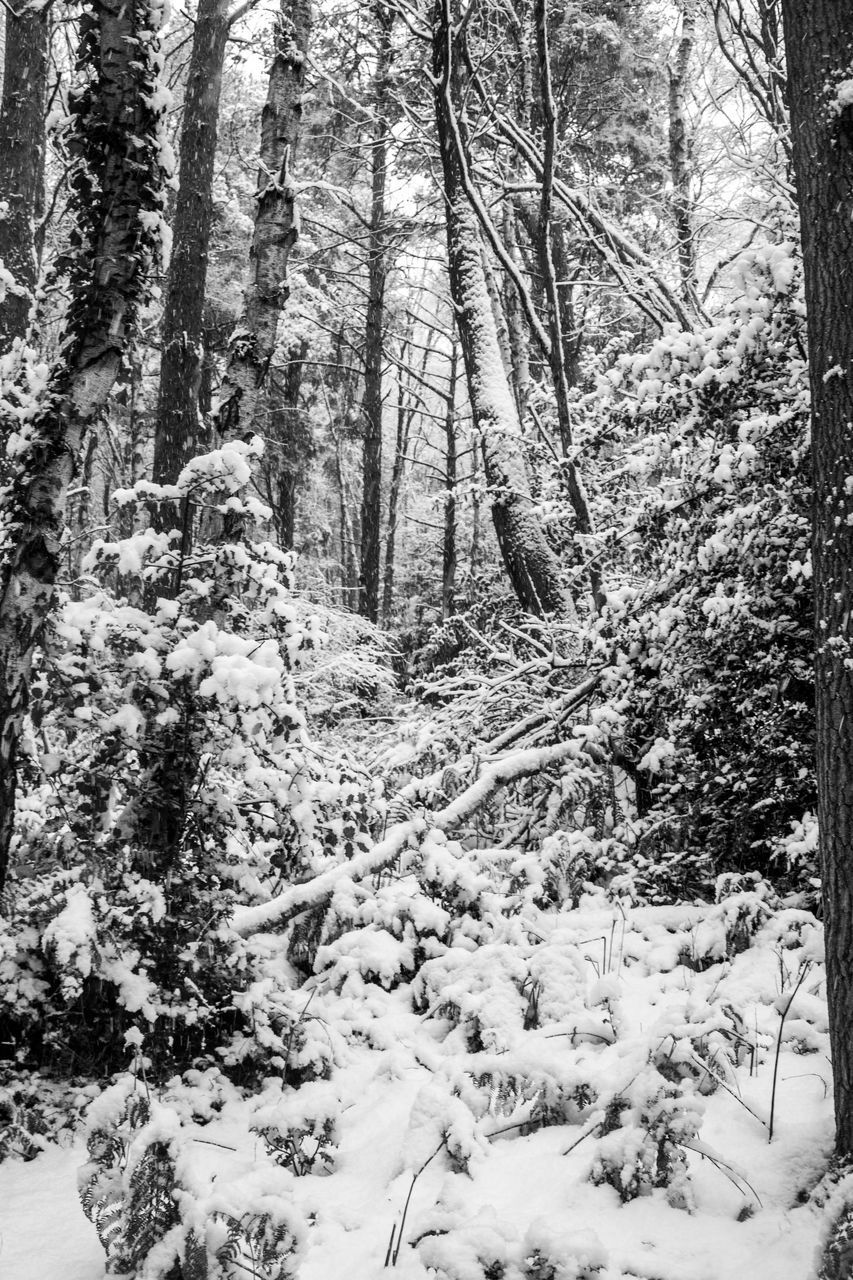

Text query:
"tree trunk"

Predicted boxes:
[[152, 0, 231, 487], [382, 341, 412, 623], [358, 5, 393, 623], [432, 0, 568, 617], [0, 0, 168, 894], [216, 0, 311, 439], [668, 0, 699, 312], [442, 341, 459, 619], [781, 0, 853, 1157], [0, 3, 48, 354], [533, 0, 604, 614]]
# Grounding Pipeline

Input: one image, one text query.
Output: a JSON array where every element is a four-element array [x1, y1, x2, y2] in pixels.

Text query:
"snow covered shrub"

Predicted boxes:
[[79, 1075, 306, 1279], [598, 242, 816, 888], [587, 1065, 702, 1207], [1, 440, 383, 1075]]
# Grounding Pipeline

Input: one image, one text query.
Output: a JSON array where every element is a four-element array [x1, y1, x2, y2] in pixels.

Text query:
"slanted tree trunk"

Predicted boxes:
[[0, 0, 168, 894], [0, 3, 48, 354], [152, 0, 231, 487], [432, 0, 567, 617], [358, 4, 393, 623], [781, 0, 853, 1157], [216, 0, 311, 440], [668, 0, 699, 312]]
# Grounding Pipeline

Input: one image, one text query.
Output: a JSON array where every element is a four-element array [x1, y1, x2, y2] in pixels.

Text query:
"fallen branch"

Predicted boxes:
[[230, 736, 596, 937]]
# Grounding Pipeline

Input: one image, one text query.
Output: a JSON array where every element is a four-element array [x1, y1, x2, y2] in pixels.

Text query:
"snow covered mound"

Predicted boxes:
[[58, 884, 839, 1280]]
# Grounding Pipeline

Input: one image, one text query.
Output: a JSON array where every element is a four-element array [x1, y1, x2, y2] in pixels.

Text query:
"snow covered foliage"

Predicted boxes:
[[591, 242, 816, 894], [66, 876, 835, 1280], [0, 441, 386, 1075]]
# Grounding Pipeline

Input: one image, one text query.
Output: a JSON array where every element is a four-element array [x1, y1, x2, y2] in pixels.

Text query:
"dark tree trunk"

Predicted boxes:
[[0, 0, 167, 894], [358, 5, 393, 624], [269, 338, 308, 550], [442, 342, 459, 619], [781, 0, 853, 1157], [152, 0, 231, 487], [432, 0, 567, 617], [0, 4, 48, 354], [533, 0, 604, 613], [382, 341, 412, 623], [216, 0, 311, 440]]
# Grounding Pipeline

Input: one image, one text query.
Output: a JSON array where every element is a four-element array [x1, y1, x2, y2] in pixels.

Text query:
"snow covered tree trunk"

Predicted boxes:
[[358, 3, 392, 624], [668, 1, 699, 312], [0, 0, 168, 894], [216, 0, 311, 440], [781, 0, 853, 1158], [0, 2, 47, 354], [432, 0, 568, 617], [152, 0, 230, 487]]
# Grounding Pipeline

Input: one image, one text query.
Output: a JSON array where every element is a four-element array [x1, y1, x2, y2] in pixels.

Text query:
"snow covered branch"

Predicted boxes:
[[230, 737, 594, 936]]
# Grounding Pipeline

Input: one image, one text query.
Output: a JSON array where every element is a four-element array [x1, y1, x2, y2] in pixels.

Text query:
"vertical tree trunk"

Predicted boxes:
[[216, 0, 311, 439], [0, 0, 168, 893], [152, 0, 231, 487], [668, 0, 699, 311], [781, 0, 853, 1157], [432, 0, 567, 617], [0, 4, 47, 354], [442, 341, 459, 619], [358, 4, 393, 623], [533, 0, 604, 614], [382, 340, 412, 623]]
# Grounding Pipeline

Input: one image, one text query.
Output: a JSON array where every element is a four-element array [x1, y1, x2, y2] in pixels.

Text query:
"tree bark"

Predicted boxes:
[[432, 0, 568, 617], [216, 0, 311, 440], [382, 339, 412, 623], [0, 0, 167, 894], [358, 4, 393, 623], [152, 0, 231, 487], [533, 0, 604, 614], [668, 0, 699, 312], [442, 341, 459, 618], [781, 0, 853, 1157], [0, 3, 48, 353]]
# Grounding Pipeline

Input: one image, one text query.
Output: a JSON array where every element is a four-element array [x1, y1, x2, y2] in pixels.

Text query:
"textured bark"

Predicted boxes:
[[432, 0, 567, 617], [668, 1, 699, 311], [358, 5, 393, 623], [152, 0, 231, 486], [533, 0, 604, 614], [781, 0, 853, 1157], [0, 0, 166, 893], [382, 343, 412, 622], [442, 342, 459, 619], [216, 0, 311, 440], [0, 3, 48, 353]]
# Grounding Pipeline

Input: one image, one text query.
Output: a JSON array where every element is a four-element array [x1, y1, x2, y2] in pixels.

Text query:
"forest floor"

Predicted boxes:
[[0, 889, 841, 1280]]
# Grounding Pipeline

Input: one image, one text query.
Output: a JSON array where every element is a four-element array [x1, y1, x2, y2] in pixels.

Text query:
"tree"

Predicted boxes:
[[0, 1, 48, 354], [152, 0, 232, 490], [0, 0, 169, 894], [781, 0, 853, 1158], [216, 0, 312, 443], [431, 0, 569, 618], [358, 3, 393, 623]]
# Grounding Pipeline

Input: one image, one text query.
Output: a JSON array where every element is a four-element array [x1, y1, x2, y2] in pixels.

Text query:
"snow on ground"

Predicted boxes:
[[0, 890, 837, 1280], [0, 1143, 104, 1279]]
